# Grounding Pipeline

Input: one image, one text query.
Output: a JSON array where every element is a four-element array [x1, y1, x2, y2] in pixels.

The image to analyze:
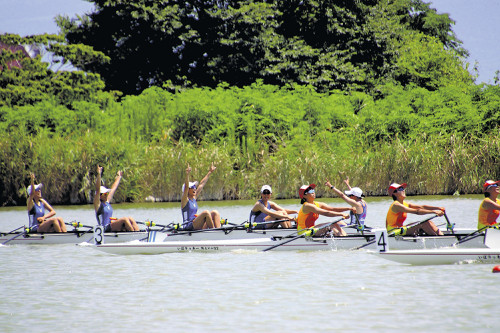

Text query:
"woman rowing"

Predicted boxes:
[[27, 173, 67, 233], [325, 177, 367, 228], [297, 184, 350, 236], [94, 166, 140, 232], [386, 182, 444, 236], [181, 163, 221, 230], [478, 180, 500, 230], [249, 185, 297, 229]]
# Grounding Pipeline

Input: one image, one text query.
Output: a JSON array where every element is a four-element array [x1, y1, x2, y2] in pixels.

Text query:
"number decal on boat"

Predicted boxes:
[[375, 230, 389, 252], [94, 226, 104, 245]]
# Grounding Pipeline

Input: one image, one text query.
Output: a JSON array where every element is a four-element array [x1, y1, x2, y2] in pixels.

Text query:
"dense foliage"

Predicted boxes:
[[0, 33, 111, 107], [0, 1, 498, 206], [58, 0, 469, 94], [1, 82, 499, 205]]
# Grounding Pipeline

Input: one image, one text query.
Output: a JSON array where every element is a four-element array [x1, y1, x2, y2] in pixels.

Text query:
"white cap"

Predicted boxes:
[[27, 183, 43, 196], [261, 185, 272, 193], [98, 186, 111, 195], [182, 181, 199, 192], [345, 187, 364, 198]]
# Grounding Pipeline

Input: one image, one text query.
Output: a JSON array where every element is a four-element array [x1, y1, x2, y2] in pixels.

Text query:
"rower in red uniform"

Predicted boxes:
[[296, 184, 349, 236], [386, 182, 444, 236], [478, 180, 500, 230]]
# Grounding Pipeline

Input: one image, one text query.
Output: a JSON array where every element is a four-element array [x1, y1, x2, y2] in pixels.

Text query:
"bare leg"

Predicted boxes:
[[193, 211, 214, 229], [57, 218, 67, 232], [111, 218, 134, 231], [211, 210, 221, 228], [38, 218, 62, 232], [407, 221, 443, 236], [128, 217, 140, 231]]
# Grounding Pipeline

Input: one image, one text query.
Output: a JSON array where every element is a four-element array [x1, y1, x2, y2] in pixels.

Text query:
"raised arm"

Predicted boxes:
[[93, 165, 102, 212], [325, 181, 362, 214], [181, 165, 191, 208], [344, 176, 352, 190], [196, 162, 216, 198], [27, 173, 36, 211], [107, 170, 122, 203]]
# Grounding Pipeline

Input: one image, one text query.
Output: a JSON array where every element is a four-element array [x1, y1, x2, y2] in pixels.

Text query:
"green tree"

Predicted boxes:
[[59, 0, 469, 94], [0, 33, 110, 107]]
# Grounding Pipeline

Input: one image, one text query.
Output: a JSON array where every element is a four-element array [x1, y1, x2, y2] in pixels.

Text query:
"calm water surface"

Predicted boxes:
[[1, 195, 498, 332]]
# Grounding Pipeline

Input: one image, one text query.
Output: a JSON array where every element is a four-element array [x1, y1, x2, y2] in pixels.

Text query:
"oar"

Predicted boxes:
[[2, 227, 31, 245], [65, 221, 94, 229], [262, 217, 346, 252], [387, 214, 438, 234], [1, 225, 26, 236], [244, 219, 293, 229], [444, 213, 455, 234], [451, 225, 494, 246], [137, 221, 175, 232], [351, 214, 438, 250], [348, 212, 367, 235]]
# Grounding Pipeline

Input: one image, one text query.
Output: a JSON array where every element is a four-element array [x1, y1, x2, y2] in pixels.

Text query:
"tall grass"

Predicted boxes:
[[0, 83, 499, 206]]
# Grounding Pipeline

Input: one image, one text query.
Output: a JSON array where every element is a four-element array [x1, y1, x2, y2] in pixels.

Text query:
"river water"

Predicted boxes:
[[1, 195, 498, 332]]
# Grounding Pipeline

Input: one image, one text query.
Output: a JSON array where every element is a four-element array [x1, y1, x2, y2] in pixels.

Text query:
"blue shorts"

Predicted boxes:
[[183, 222, 194, 231]]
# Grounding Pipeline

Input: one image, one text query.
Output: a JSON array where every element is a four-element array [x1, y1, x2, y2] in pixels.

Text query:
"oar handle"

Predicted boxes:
[[65, 221, 94, 229], [137, 221, 173, 229], [444, 213, 455, 234]]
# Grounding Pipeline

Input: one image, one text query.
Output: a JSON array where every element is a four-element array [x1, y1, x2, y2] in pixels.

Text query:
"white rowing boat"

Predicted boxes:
[[372, 228, 500, 265], [160, 226, 485, 250], [93, 227, 487, 255], [0, 229, 149, 245]]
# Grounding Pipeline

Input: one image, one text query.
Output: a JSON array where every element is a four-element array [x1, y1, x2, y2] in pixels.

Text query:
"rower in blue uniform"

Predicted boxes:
[[27, 173, 67, 233], [181, 163, 221, 230], [249, 185, 296, 229], [94, 165, 139, 232], [325, 177, 367, 228]]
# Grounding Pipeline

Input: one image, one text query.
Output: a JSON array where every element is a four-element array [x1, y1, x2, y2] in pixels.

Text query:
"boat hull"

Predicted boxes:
[[160, 228, 485, 250], [0, 230, 149, 245], [94, 228, 487, 255], [373, 248, 500, 265]]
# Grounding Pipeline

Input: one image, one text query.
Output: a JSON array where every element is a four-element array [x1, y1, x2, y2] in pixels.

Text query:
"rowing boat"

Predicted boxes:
[[0, 229, 149, 245], [93, 226, 487, 255], [372, 228, 500, 265], [160, 226, 485, 250]]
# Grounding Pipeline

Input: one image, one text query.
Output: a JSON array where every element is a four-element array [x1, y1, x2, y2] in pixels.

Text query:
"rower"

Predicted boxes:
[[94, 165, 140, 232], [248, 185, 296, 229], [325, 177, 367, 229], [386, 182, 444, 236], [478, 179, 500, 230], [27, 173, 67, 233], [297, 184, 349, 236], [181, 163, 221, 230]]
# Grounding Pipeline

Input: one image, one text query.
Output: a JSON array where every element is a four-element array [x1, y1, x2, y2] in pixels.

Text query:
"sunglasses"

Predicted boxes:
[[487, 184, 498, 190], [262, 190, 271, 195], [305, 189, 315, 195], [190, 186, 197, 190], [397, 187, 405, 192]]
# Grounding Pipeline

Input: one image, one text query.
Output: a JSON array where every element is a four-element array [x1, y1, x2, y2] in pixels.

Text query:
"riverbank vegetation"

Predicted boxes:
[[0, 0, 499, 205], [1, 82, 498, 205]]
